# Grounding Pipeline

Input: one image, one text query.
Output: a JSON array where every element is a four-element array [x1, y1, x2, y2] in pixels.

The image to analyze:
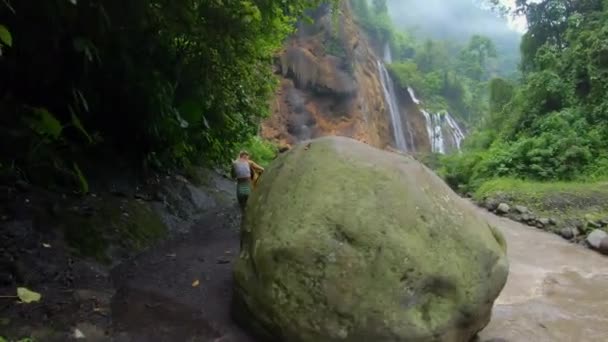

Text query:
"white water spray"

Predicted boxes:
[[377, 61, 407, 151], [408, 87, 465, 153]]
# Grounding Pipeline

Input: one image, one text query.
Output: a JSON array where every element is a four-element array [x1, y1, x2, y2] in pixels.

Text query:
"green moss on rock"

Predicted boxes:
[[233, 136, 509, 342], [61, 196, 166, 263]]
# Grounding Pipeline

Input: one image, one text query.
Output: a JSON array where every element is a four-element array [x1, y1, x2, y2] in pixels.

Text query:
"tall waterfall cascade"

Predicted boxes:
[[407, 87, 466, 154], [377, 61, 407, 151], [377, 44, 415, 152]]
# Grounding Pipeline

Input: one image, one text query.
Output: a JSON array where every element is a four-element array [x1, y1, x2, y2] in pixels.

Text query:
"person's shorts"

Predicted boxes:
[[236, 180, 251, 209]]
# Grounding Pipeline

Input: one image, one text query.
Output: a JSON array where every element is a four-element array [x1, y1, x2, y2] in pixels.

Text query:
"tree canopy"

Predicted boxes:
[[441, 0, 608, 190], [0, 0, 331, 188]]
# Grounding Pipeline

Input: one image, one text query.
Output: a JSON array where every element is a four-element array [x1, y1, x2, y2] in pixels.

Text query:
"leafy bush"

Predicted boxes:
[[0, 23, 11, 55], [237, 136, 278, 168]]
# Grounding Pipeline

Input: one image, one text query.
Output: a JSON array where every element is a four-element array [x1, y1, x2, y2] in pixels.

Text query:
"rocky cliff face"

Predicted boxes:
[[262, 2, 391, 149], [263, 2, 466, 155]]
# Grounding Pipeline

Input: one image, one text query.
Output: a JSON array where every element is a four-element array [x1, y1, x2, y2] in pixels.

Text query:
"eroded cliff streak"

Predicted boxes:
[[262, 2, 391, 149]]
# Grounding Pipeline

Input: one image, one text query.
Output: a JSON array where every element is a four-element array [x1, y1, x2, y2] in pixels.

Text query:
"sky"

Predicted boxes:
[[501, 0, 528, 32], [386, 0, 523, 42], [385, 0, 523, 72]]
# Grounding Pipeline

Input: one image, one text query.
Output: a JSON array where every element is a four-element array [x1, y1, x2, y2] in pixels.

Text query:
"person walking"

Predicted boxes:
[[231, 150, 264, 211]]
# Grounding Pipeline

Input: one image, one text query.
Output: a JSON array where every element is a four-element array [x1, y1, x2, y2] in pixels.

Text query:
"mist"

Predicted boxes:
[[390, 2, 519, 43], [385, 0, 522, 74]]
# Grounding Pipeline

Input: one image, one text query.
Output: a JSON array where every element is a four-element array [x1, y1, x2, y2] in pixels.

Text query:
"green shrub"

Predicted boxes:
[[237, 136, 278, 168]]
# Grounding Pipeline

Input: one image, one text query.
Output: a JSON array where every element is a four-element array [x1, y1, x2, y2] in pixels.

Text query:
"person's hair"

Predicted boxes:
[[239, 150, 249, 158]]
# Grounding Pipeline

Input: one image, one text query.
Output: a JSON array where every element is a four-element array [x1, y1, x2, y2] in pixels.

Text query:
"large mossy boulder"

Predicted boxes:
[[233, 136, 508, 342]]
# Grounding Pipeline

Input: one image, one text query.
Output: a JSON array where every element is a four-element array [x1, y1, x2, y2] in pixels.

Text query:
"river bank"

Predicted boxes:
[[473, 178, 608, 256]]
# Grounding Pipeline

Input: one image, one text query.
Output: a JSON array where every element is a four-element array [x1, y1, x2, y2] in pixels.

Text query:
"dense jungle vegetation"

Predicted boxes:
[[352, 0, 608, 195], [441, 0, 608, 192], [0, 0, 331, 189]]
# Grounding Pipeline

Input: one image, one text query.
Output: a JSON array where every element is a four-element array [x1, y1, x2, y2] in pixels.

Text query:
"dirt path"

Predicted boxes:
[[110, 206, 253, 342]]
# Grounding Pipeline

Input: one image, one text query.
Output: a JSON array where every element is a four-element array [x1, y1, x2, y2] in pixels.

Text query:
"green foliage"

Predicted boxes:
[[72, 162, 89, 194], [24, 108, 63, 140], [17, 287, 42, 303], [414, 152, 443, 170], [442, 1, 608, 192], [389, 31, 416, 60], [0, 24, 11, 46], [457, 35, 497, 81], [0, 0, 332, 188], [438, 150, 489, 192], [372, 0, 388, 14], [388, 62, 423, 90], [489, 78, 514, 114], [238, 136, 278, 168], [474, 177, 608, 202], [324, 35, 347, 59], [0, 334, 36, 342]]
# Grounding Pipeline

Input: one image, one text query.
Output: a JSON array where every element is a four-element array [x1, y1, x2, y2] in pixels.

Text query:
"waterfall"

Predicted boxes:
[[408, 87, 465, 154], [421, 110, 445, 154], [445, 113, 466, 150], [407, 87, 420, 104], [377, 61, 408, 151], [383, 43, 393, 64], [377, 43, 416, 152]]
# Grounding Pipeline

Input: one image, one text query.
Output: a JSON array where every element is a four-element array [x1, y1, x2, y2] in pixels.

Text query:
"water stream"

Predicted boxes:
[[477, 208, 608, 342]]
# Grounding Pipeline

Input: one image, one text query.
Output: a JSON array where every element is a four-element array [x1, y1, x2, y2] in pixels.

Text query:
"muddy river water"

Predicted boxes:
[[478, 209, 608, 342]]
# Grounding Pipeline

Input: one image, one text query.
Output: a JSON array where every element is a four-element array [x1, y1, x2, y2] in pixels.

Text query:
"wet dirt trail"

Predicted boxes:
[[110, 206, 253, 342], [109, 201, 608, 342]]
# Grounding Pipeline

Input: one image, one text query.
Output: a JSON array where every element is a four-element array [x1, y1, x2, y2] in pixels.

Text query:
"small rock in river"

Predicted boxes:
[[586, 229, 608, 249], [496, 203, 510, 215], [484, 198, 499, 211], [514, 205, 529, 214], [559, 228, 575, 240]]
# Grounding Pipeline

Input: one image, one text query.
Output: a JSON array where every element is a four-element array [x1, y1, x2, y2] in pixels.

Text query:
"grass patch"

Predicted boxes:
[[475, 178, 608, 202], [474, 178, 608, 230]]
